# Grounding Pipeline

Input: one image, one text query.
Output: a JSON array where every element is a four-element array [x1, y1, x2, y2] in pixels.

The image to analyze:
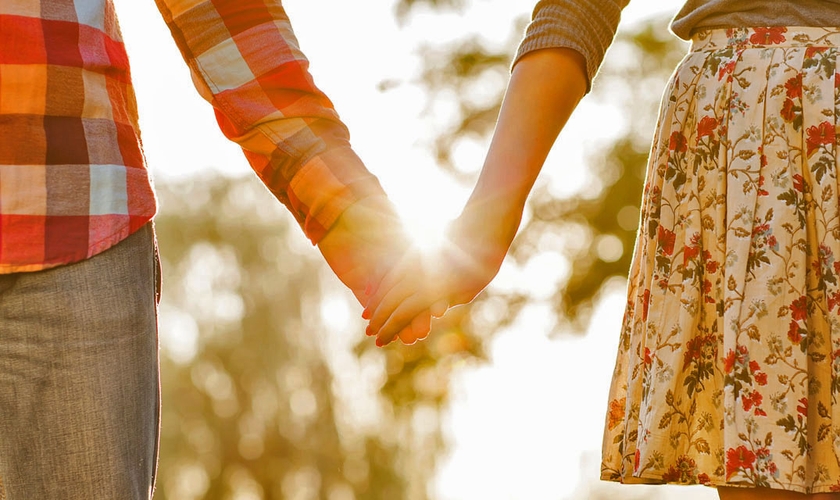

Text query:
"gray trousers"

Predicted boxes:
[[0, 223, 160, 499]]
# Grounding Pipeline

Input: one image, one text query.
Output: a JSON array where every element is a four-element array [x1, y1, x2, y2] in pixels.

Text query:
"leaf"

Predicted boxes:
[[777, 415, 797, 433], [818, 401, 830, 418], [819, 423, 832, 441], [777, 190, 798, 207], [695, 438, 711, 454]]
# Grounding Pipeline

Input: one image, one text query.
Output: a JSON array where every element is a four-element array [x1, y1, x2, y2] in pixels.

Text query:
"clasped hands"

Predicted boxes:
[[318, 193, 518, 347]]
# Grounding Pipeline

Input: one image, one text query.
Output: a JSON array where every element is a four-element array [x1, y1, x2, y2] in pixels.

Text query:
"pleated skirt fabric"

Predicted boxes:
[[600, 27, 840, 494]]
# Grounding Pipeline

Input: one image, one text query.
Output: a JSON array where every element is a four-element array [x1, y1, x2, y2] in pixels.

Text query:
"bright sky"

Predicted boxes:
[[113, 1, 717, 499]]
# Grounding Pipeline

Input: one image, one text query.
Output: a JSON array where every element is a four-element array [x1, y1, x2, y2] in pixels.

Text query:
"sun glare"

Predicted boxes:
[[399, 210, 452, 254]]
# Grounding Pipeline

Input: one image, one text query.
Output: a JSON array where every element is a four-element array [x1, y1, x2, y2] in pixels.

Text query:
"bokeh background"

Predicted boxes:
[[113, 1, 720, 498]]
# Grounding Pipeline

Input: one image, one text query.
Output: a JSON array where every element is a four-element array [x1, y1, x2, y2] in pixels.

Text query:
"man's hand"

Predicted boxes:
[[316, 194, 410, 306], [363, 201, 519, 346]]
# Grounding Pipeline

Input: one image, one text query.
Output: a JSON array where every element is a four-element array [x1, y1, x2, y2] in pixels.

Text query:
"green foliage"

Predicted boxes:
[[153, 177, 463, 499]]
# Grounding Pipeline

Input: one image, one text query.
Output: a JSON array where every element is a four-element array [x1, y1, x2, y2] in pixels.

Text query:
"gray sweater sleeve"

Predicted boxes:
[[514, 0, 631, 91]]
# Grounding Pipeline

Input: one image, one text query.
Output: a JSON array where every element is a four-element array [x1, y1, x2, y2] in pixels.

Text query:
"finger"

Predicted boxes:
[[411, 312, 432, 341], [430, 299, 449, 318], [367, 277, 422, 334], [398, 312, 432, 345], [363, 254, 417, 320], [375, 293, 438, 347], [398, 325, 415, 345]]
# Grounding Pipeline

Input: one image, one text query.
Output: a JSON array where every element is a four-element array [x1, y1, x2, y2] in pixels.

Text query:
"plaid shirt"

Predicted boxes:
[[0, 0, 383, 273]]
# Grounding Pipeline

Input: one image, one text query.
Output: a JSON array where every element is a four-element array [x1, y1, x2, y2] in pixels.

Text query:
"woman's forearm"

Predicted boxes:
[[463, 47, 588, 230]]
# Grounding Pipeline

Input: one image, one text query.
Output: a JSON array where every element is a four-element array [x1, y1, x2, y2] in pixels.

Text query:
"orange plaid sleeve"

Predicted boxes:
[[153, 0, 385, 243]]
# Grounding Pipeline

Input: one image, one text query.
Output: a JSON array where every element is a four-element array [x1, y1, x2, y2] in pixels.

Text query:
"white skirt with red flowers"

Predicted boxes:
[[600, 27, 840, 494]]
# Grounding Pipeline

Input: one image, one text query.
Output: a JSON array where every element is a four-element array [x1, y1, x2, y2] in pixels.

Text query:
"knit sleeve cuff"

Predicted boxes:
[[513, 0, 629, 92]]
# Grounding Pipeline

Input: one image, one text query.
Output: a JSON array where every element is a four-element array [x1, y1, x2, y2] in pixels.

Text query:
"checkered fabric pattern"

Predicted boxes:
[[0, 0, 383, 273], [0, 0, 155, 273], [155, 0, 385, 243]]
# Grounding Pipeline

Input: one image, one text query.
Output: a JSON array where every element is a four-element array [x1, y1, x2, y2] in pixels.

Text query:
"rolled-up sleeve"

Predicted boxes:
[[514, 0, 630, 91], [154, 0, 384, 243]]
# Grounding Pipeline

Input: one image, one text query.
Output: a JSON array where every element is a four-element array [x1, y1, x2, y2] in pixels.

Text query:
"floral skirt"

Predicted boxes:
[[600, 27, 840, 494]]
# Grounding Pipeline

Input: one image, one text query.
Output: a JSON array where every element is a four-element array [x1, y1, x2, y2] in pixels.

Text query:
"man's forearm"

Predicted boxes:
[[154, 0, 383, 243]]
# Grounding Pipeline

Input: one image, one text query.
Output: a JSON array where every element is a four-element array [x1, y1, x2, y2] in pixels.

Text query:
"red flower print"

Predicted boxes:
[[698, 473, 710, 485], [718, 59, 737, 81], [642, 289, 651, 321], [784, 74, 803, 99], [658, 226, 676, 256], [797, 397, 808, 417], [669, 131, 688, 152], [788, 320, 803, 344], [757, 174, 769, 196], [755, 371, 768, 386], [662, 455, 698, 483], [706, 260, 719, 273], [634, 448, 641, 472], [726, 445, 757, 479], [683, 334, 715, 369], [829, 291, 840, 312], [806, 121, 835, 157], [751, 391, 763, 409], [749, 360, 760, 373], [831, 480, 840, 492], [792, 174, 805, 192], [742, 390, 763, 412], [749, 27, 787, 45], [791, 296, 808, 321], [724, 346, 747, 374], [703, 279, 712, 294], [683, 244, 700, 265], [662, 466, 680, 483], [835, 72, 840, 89], [644, 347, 653, 365], [781, 98, 797, 122], [767, 235, 778, 250], [607, 397, 626, 430], [697, 116, 718, 138], [690, 232, 702, 246], [806, 46, 828, 59], [723, 348, 737, 374]]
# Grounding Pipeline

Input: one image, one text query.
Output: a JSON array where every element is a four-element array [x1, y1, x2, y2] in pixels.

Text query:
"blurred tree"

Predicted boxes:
[[393, 0, 463, 24], [151, 4, 690, 500], [154, 178, 410, 500], [153, 174, 484, 500]]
